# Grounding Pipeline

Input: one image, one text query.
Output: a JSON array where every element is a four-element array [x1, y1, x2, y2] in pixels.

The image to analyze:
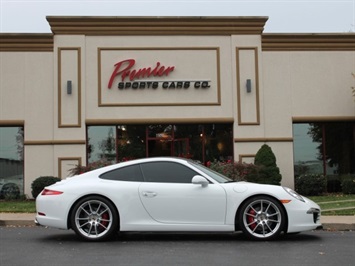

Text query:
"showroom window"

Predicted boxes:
[[0, 127, 24, 199], [87, 123, 233, 165], [293, 122, 355, 177], [87, 125, 146, 163], [87, 126, 116, 163]]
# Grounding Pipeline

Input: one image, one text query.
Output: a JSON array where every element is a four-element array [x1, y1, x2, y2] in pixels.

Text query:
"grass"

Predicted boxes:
[[308, 194, 355, 216], [0, 194, 354, 215], [308, 194, 355, 202], [0, 200, 36, 213]]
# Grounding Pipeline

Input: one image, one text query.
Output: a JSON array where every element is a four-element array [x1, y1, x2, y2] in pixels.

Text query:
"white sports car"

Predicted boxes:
[[35, 157, 321, 241]]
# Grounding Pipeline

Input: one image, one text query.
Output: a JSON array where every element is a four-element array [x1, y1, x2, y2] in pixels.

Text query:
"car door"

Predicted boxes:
[[138, 161, 227, 224]]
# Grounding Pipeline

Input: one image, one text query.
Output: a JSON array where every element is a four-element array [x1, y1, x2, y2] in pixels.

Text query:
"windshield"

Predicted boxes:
[[188, 161, 233, 183]]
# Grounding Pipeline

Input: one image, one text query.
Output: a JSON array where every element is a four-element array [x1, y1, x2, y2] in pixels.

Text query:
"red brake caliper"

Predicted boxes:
[[247, 209, 257, 230], [100, 212, 109, 229]]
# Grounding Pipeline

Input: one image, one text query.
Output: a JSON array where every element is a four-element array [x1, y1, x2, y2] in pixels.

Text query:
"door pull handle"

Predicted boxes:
[[142, 191, 157, 197]]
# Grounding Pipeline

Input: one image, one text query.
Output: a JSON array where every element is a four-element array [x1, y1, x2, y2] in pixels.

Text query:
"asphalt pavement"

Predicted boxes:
[[0, 212, 354, 230], [1, 227, 354, 266]]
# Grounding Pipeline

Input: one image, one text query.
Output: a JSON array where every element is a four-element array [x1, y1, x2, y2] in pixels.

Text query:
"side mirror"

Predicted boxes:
[[192, 175, 209, 187]]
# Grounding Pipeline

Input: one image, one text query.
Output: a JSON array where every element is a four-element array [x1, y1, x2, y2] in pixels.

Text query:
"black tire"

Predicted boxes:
[[70, 196, 119, 241], [238, 196, 286, 240], [286, 232, 300, 235]]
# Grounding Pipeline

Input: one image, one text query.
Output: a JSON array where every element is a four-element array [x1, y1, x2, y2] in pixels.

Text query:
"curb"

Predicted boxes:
[[321, 223, 355, 231], [0, 213, 36, 227], [0, 216, 354, 231], [0, 220, 35, 226]]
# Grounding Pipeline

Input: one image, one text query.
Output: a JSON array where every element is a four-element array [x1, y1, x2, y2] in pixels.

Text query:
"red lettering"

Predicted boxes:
[[108, 59, 135, 89], [158, 66, 166, 75], [129, 69, 137, 81], [152, 62, 161, 75], [135, 67, 153, 80], [164, 66, 175, 76], [107, 59, 175, 88]]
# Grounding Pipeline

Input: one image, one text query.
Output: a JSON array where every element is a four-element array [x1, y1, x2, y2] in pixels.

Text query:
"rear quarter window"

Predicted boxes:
[[99, 165, 144, 182]]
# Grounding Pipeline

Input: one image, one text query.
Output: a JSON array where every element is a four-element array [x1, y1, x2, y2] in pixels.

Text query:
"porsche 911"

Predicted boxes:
[[35, 157, 321, 241]]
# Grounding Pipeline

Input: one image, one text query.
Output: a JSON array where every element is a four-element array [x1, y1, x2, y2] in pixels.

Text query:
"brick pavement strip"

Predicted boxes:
[[0, 213, 354, 230]]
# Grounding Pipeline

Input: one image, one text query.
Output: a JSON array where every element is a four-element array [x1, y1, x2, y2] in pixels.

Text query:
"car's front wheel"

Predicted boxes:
[[70, 196, 118, 241], [238, 196, 286, 240]]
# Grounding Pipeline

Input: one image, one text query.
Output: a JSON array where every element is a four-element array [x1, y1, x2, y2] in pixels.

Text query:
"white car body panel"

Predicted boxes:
[[35, 157, 321, 240], [138, 182, 227, 224]]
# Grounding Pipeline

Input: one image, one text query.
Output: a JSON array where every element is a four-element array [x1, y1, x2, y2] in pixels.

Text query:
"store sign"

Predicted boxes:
[[98, 48, 220, 106], [108, 59, 175, 88], [108, 59, 211, 90]]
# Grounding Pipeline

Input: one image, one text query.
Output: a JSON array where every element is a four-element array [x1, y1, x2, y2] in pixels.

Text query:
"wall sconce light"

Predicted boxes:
[[67, 80, 72, 95], [246, 79, 252, 93]]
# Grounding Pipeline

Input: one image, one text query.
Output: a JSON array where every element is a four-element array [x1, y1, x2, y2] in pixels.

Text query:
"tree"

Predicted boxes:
[[352, 73, 355, 102], [98, 128, 116, 162], [308, 123, 355, 175], [117, 125, 145, 161], [247, 144, 282, 185], [16, 127, 24, 161]]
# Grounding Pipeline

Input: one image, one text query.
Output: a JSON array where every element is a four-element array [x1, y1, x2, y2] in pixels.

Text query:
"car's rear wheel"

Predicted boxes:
[[70, 196, 118, 241], [238, 196, 286, 240]]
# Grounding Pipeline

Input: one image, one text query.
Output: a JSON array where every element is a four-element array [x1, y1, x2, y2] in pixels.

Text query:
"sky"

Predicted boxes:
[[0, 0, 354, 33]]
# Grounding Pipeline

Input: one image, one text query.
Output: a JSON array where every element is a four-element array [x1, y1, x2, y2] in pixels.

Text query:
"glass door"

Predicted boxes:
[[146, 125, 174, 157]]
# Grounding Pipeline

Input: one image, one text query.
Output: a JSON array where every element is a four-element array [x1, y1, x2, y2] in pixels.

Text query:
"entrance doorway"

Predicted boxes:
[[147, 125, 191, 158], [87, 123, 233, 164]]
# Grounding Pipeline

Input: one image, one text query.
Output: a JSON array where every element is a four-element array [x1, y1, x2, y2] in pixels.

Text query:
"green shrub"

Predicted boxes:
[[0, 183, 21, 200], [246, 165, 280, 185], [326, 175, 342, 193], [341, 177, 355, 194], [250, 144, 282, 185], [208, 160, 258, 181], [31, 176, 61, 198], [295, 174, 326, 196], [254, 144, 277, 167], [69, 159, 113, 176]]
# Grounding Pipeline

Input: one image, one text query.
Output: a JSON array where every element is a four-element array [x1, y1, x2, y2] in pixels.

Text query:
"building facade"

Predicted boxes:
[[0, 16, 354, 198]]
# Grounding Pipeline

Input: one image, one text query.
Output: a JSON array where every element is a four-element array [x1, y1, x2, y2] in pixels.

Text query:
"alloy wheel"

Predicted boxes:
[[240, 196, 285, 240], [71, 197, 118, 241]]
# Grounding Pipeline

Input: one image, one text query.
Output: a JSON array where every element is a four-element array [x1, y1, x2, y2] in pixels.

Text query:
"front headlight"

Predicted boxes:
[[283, 187, 305, 202]]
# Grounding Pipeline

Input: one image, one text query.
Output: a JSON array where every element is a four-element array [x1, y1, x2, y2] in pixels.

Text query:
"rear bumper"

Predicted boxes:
[[35, 214, 69, 229]]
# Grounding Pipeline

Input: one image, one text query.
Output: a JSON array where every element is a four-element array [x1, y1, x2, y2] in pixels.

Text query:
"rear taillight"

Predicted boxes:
[[41, 189, 63, 196]]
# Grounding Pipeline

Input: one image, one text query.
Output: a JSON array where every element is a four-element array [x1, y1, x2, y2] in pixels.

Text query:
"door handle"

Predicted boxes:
[[142, 191, 157, 197]]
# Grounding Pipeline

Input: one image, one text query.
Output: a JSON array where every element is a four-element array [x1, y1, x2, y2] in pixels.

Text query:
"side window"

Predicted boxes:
[[99, 165, 144, 182], [140, 162, 198, 183]]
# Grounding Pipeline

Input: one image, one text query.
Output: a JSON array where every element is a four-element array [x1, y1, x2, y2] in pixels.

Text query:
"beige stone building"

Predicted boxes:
[[0, 17, 354, 198]]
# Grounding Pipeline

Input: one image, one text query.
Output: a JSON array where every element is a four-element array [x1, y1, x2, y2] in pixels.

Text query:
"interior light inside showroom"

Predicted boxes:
[[0, 16, 354, 198]]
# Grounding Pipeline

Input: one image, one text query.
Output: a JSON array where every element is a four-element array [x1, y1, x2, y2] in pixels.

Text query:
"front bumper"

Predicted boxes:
[[307, 207, 321, 224], [285, 198, 322, 233]]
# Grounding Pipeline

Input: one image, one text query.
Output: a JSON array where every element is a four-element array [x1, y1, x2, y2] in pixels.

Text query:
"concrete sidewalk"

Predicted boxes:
[[320, 215, 355, 231], [0, 213, 354, 230], [0, 213, 37, 226]]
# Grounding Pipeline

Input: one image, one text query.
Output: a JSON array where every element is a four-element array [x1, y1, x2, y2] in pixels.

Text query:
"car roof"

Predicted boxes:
[[86, 157, 192, 176]]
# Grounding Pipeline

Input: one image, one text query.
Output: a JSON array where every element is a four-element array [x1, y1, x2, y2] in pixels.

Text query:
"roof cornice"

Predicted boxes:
[[46, 16, 269, 35], [1, 22, 355, 52], [262, 33, 355, 51], [0, 33, 53, 51]]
